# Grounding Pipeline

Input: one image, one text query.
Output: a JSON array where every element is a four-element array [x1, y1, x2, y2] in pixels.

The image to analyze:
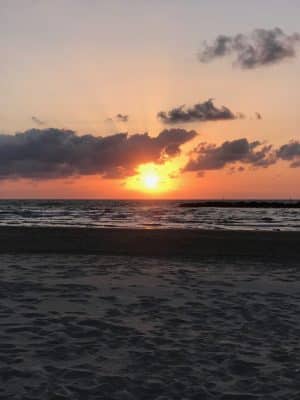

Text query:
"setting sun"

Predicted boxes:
[[126, 162, 180, 194], [142, 171, 160, 190]]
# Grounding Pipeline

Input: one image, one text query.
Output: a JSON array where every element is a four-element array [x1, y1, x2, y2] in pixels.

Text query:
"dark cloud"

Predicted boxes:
[[105, 114, 129, 123], [116, 114, 129, 122], [158, 99, 237, 124], [0, 128, 196, 180], [184, 138, 276, 174], [228, 165, 245, 174], [255, 112, 262, 120], [277, 141, 300, 167], [32, 116, 46, 126], [236, 112, 246, 119], [198, 28, 300, 69]]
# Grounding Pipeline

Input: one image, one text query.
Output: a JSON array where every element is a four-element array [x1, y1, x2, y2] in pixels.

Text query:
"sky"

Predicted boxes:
[[0, 0, 300, 198]]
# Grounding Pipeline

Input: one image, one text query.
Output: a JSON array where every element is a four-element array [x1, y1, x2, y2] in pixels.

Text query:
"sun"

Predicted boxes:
[[135, 164, 162, 192], [125, 162, 179, 194], [141, 170, 160, 190]]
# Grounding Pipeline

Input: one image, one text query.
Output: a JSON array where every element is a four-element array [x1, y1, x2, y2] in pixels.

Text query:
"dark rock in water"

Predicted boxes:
[[179, 201, 300, 209], [221, 394, 260, 400], [261, 217, 274, 222]]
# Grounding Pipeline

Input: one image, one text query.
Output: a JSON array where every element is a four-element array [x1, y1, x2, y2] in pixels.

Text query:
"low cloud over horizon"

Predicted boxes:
[[277, 141, 300, 168], [198, 28, 300, 69], [0, 128, 196, 180], [0, 128, 298, 182], [184, 138, 300, 175], [158, 99, 238, 124]]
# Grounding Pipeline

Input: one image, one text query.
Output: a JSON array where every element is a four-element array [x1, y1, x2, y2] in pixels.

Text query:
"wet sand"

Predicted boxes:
[[0, 254, 299, 399], [0, 226, 300, 260]]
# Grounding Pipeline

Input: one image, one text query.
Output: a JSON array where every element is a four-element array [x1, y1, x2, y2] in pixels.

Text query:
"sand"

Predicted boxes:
[[0, 253, 299, 399], [0, 227, 300, 260]]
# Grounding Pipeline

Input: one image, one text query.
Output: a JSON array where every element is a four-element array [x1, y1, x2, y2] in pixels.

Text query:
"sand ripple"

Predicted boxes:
[[0, 255, 299, 399]]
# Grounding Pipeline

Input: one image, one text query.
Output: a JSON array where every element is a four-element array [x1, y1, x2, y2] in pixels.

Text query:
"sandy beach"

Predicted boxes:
[[0, 250, 299, 399], [0, 227, 300, 260]]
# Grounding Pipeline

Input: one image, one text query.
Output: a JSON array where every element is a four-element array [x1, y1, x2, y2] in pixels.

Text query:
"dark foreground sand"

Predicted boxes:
[[0, 253, 299, 399], [0, 227, 300, 260]]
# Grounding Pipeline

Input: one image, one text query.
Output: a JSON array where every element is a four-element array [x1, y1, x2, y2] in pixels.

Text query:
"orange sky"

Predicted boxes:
[[1, 160, 298, 200], [0, 2, 299, 198]]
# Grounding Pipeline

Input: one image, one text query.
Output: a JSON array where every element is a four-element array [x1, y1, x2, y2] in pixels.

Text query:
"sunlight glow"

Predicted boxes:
[[125, 162, 179, 194], [142, 171, 160, 190]]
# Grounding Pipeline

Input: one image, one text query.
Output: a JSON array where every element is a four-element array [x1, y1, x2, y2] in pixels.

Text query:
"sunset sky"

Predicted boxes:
[[1, 0, 300, 199]]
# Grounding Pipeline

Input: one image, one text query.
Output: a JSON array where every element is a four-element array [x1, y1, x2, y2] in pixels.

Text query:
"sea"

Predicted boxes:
[[0, 199, 299, 231]]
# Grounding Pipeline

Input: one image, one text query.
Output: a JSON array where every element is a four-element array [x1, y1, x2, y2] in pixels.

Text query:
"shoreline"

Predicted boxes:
[[0, 226, 299, 259]]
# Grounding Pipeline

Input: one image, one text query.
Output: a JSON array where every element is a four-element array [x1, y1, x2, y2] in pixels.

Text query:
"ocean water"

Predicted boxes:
[[0, 199, 299, 231]]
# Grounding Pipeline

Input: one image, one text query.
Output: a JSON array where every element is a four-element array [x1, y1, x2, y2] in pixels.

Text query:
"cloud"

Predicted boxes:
[[158, 99, 238, 124], [0, 128, 196, 180], [236, 112, 246, 119], [184, 138, 276, 174], [229, 165, 245, 174], [277, 141, 300, 167], [255, 112, 262, 120], [198, 28, 300, 69], [116, 114, 129, 122], [105, 114, 129, 123], [32, 116, 46, 126]]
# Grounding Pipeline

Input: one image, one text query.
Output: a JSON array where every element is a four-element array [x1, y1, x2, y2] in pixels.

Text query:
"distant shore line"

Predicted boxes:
[[0, 226, 299, 259], [179, 201, 300, 208]]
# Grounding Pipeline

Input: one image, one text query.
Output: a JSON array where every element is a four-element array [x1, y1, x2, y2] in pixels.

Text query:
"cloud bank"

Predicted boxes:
[[158, 99, 237, 124], [198, 28, 300, 69], [277, 141, 300, 167], [1, 128, 298, 181], [184, 138, 276, 174], [0, 128, 196, 180]]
